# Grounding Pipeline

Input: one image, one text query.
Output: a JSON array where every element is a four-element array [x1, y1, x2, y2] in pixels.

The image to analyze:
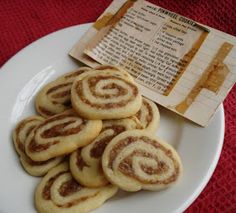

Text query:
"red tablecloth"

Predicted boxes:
[[0, 0, 235, 212]]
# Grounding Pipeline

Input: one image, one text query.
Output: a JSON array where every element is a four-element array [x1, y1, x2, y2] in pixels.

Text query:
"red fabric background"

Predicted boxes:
[[0, 0, 235, 212]]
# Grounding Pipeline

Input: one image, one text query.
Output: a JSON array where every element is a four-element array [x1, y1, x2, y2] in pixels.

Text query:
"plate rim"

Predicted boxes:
[[178, 106, 224, 212]]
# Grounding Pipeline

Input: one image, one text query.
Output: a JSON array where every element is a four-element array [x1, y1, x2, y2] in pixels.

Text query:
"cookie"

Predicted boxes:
[[35, 67, 92, 117], [135, 97, 160, 133], [70, 117, 142, 187], [13, 116, 63, 176], [25, 109, 102, 161], [35, 162, 118, 213], [71, 69, 142, 119], [102, 130, 183, 192]]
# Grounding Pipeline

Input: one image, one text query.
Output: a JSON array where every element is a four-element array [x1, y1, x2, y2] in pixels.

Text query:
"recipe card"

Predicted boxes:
[[70, 0, 236, 126]]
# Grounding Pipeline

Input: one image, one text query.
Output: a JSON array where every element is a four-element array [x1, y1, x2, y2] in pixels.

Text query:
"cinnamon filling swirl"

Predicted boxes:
[[24, 155, 57, 166], [76, 76, 138, 109], [28, 116, 87, 152], [76, 149, 89, 170], [95, 65, 120, 71], [38, 106, 56, 117], [90, 125, 126, 158], [46, 83, 72, 95], [108, 136, 180, 184], [43, 172, 67, 200], [42, 171, 99, 208], [64, 69, 87, 79], [57, 192, 99, 208], [28, 137, 59, 152], [40, 120, 86, 138], [15, 119, 38, 153], [59, 179, 82, 197], [136, 100, 153, 125]]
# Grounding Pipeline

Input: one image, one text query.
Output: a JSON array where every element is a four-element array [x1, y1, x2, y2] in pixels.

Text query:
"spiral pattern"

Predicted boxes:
[[36, 67, 92, 117], [25, 109, 102, 161], [35, 162, 118, 213], [135, 97, 160, 133], [13, 116, 44, 155], [13, 116, 63, 176], [70, 117, 142, 187], [102, 130, 182, 192], [71, 70, 142, 119]]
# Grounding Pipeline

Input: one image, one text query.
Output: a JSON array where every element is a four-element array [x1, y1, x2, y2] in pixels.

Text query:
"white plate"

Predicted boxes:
[[0, 24, 224, 213]]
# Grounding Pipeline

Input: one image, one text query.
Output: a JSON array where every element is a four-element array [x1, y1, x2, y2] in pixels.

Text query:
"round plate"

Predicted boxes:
[[0, 24, 224, 213]]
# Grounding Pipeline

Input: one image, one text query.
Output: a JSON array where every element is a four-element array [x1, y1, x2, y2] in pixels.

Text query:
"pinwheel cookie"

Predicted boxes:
[[35, 67, 92, 117], [35, 162, 118, 213], [102, 130, 183, 192], [136, 97, 160, 133], [25, 109, 102, 161], [70, 117, 142, 187], [12, 116, 63, 176], [71, 69, 142, 119]]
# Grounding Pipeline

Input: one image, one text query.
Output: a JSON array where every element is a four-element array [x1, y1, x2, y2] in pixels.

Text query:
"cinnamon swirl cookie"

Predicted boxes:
[[102, 130, 183, 192], [35, 67, 92, 117], [35, 162, 118, 213], [13, 116, 63, 176], [136, 97, 160, 133], [70, 117, 142, 187], [71, 70, 142, 119], [25, 109, 102, 161]]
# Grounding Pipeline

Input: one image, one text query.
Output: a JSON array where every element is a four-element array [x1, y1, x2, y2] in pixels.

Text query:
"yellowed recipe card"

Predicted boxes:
[[70, 0, 236, 126]]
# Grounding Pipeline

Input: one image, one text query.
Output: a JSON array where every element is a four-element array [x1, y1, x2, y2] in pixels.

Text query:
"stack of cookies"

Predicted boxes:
[[12, 65, 183, 213]]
